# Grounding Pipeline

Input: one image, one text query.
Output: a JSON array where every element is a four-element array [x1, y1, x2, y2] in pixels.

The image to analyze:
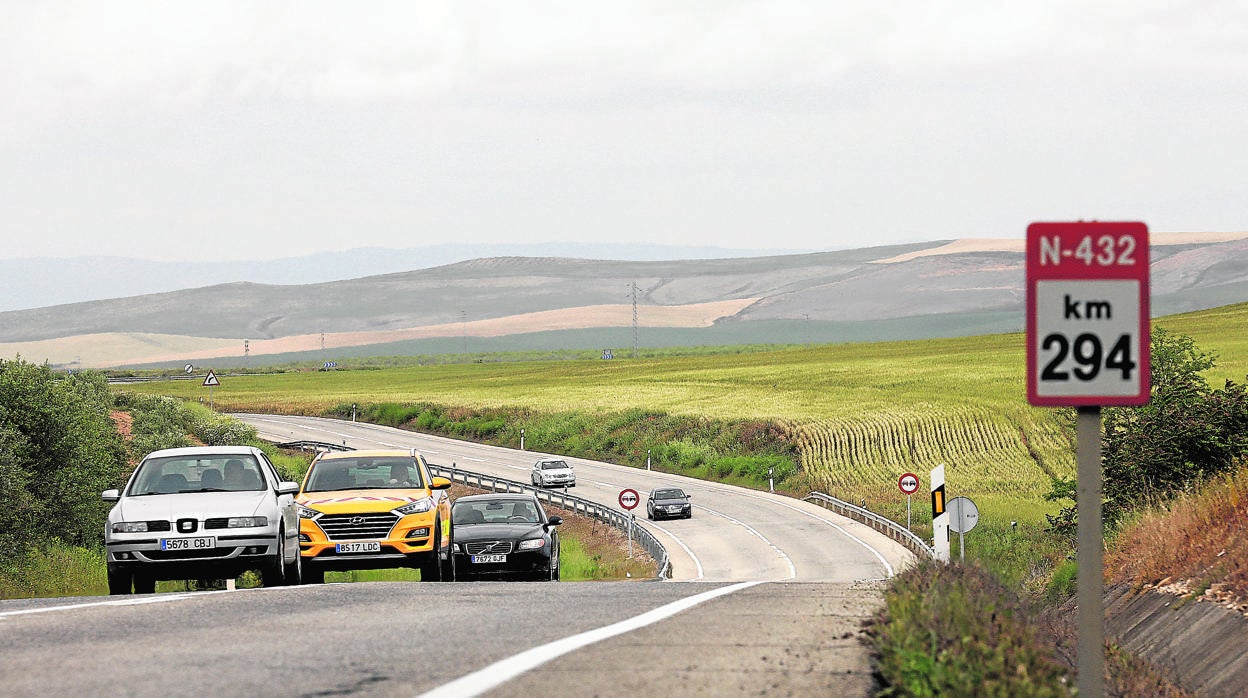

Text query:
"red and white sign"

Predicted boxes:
[[898, 472, 919, 495], [618, 488, 640, 510], [202, 370, 220, 387], [1026, 222, 1151, 406]]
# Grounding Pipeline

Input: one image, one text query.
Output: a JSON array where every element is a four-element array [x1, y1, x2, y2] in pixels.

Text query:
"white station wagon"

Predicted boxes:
[[102, 445, 302, 593]]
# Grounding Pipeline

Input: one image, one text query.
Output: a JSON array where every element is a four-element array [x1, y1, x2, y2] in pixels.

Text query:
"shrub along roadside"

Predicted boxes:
[[865, 559, 1070, 697], [329, 402, 800, 490]]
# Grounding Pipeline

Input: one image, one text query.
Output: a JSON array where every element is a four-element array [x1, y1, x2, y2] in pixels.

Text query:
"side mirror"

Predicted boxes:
[[430, 476, 453, 490], [686, 494, 692, 499], [277, 481, 300, 496], [102, 489, 120, 502], [546, 515, 563, 528]]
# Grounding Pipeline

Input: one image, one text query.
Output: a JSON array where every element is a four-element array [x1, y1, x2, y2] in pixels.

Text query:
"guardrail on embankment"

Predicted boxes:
[[429, 463, 670, 580], [270, 439, 669, 579], [804, 491, 935, 560], [276, 440, 354, 453]]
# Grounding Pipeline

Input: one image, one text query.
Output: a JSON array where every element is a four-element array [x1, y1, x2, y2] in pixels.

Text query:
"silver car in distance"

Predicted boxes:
[[530, 458, 576, 488], [102, 445, 302, 594]]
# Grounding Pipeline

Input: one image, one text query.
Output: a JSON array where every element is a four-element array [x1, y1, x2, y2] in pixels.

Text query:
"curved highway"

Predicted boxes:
[[0, 415, 916, 697], [240, 414, 913, 584]]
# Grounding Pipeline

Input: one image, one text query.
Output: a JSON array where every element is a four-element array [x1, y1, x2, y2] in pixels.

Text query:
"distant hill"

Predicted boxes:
[[2, 234, 1246, 368], [0, 242, 813, 312]]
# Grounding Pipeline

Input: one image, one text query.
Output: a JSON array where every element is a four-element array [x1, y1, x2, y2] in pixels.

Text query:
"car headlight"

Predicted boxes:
[[111, 521, 148, 533], [297, 504, 321, 520], [227, 516, 268, 528], [394, 497, 434, 516], [517, 538, 545, 550]]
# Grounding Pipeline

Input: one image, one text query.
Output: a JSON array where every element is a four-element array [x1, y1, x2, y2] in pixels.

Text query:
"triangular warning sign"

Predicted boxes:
[[202, 370, 220, 387]]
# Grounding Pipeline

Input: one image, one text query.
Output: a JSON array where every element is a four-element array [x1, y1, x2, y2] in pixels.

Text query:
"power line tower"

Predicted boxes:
[[628, 282, 639, 358], [459, 310, 468, 354]]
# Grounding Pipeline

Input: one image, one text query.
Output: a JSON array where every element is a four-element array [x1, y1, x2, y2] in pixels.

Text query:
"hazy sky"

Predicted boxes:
[[4, 2, 1246, 262]]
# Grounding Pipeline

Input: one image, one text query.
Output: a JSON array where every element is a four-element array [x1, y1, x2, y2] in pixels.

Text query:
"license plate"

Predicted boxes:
[[336, 542, 382, 554], [160, 537, 214, 551], [471, 554, 507, 564]]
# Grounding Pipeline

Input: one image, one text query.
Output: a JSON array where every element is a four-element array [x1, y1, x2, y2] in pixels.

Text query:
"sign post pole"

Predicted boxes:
[[1076, 406, 1104, 698], [1027, 221, 1150, 698], [898, 472, 919, 531]]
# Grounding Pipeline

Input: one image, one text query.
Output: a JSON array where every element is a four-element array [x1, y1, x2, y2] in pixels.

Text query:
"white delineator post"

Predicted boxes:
[[931, 464, 949, 562]]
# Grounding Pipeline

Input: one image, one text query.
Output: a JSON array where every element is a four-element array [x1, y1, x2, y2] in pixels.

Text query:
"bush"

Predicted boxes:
[[866, 560, 1069, 696], [0, 361, 127, 556]]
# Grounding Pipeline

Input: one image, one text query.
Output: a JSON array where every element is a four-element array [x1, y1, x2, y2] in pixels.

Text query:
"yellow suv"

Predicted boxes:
[[296, 449, 453, 583]]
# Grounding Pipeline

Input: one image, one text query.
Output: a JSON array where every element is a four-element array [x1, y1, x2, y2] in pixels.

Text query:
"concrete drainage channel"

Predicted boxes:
[[276, 441, 670, 579]]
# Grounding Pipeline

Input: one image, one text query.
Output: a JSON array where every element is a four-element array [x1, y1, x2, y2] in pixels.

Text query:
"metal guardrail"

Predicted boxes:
[[804, 491, 935, 560], [429, 462, 670, 580], [268, 439, 670, 579], [276, 440, 354, 453]]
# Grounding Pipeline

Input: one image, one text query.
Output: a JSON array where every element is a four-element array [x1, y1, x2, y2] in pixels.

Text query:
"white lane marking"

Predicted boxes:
[[639, 520, 704, 580], [706, 492, 897, 579], [693, 507, 797, 580], [0, 593, 200, 618], [417, 581, 763, 698]]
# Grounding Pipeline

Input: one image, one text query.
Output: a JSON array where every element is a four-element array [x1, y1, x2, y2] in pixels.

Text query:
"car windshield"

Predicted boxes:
[[655, 489, 685, 500], [541, 461, 569, 470], [453, 499, 541, 525], [303, 457, 424, 492], [128, 455, 265, 495]]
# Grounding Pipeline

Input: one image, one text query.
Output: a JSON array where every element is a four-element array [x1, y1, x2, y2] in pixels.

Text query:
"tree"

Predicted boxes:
[[1046, 327, 1248, 533], [0, 359, 128, 556]]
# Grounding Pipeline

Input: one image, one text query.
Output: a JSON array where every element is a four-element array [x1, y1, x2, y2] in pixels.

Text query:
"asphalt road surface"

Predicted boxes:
[[1, 415, 915, 697]]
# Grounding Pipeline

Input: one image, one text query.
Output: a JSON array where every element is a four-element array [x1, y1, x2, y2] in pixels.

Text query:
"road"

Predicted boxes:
[[1, 415, 915, 697]]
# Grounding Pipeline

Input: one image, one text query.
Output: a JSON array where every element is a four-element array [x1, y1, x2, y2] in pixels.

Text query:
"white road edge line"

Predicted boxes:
[[0, 593, 203, 618], [640, 520, 705, 580], [416, 581, 764, 698]]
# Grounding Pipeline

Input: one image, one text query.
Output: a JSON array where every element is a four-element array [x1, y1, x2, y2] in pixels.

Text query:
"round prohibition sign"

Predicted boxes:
[[898, 473, 920, 495], [618, 488, 640, 510]]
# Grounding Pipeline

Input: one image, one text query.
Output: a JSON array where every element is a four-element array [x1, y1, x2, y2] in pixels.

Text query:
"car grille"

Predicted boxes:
[[144, 548, 236, 560], [204, 518, 230, 530], [316, 512, 398, 541], [464, 541, 515, 555], [145, 520, 172, 532]]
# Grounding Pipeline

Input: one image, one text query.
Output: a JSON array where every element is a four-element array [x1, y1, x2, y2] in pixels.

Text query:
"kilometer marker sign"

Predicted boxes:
[[1026, 222, 1150, 406]]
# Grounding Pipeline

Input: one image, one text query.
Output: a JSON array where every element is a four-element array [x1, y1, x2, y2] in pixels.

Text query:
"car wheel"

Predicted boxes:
[[646, 506, 653, 520], [418, 523, 443, 581], [132, 572, 156, 594], [303, 566, 325, 584], [283, 539, 302, 586], [261, 530, 287, 587], [439, 534, 456, 582], [107, 567, 132, 595]]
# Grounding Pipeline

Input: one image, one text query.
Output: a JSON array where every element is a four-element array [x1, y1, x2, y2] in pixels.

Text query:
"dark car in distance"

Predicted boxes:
[[646, 487, 692, 520], [450, 493, 561, 581]]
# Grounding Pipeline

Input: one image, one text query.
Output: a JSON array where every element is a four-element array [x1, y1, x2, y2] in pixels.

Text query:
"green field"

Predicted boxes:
[[118, 303, 1248, 555]]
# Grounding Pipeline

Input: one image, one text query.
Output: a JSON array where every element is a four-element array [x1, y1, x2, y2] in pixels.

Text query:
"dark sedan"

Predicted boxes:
[[646, 487, 692, 520], [450, 493, 561, 581]]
